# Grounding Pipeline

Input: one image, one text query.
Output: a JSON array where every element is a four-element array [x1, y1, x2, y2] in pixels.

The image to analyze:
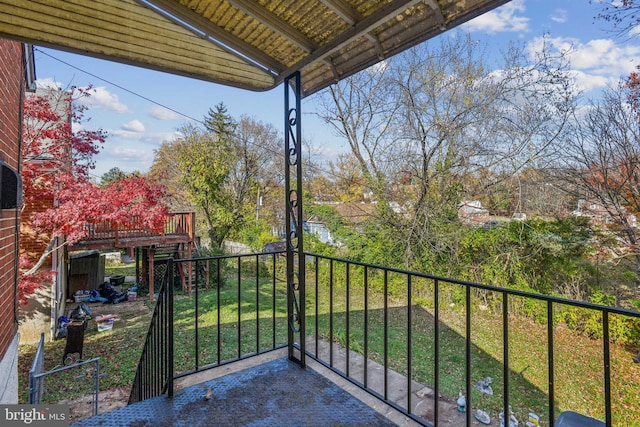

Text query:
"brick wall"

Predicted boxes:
[[0, 39, 24, 361], [20, 194, 53, 267]]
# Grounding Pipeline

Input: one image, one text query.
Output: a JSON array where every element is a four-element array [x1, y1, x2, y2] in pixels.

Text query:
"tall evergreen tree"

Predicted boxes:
[[204, 102, 236, 141]]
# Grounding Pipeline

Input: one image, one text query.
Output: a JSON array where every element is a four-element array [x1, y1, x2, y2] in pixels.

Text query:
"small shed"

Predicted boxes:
[[68, 250, 105, 294]]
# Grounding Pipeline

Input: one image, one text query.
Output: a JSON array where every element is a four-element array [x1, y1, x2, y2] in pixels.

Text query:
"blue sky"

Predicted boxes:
[[33, 0, 640, 180]]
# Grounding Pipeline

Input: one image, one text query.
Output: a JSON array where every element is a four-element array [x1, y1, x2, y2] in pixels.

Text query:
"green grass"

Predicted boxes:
[[18, 261, 640, 426], [18, 301, 154, 404], [104, 263, 136, 278], [304, 267, 640, 426], [171, 274, 289, 374]]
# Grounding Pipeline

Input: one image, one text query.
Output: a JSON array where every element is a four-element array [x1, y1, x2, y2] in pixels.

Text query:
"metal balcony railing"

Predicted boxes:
[[129, 251, 639, 426]]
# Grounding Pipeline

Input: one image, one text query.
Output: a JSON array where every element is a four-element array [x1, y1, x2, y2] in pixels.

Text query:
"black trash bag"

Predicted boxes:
[[99, 281, 119, 303], [99, 282, 115, 297], [70, 305, 87, 321]]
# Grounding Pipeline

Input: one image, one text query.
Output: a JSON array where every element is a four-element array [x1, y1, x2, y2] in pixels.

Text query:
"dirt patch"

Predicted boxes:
[[67, 298, 153, 333], [59, 386, 130, 422]]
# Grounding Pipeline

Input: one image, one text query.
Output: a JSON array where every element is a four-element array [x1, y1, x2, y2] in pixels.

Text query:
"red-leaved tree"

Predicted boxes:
[[19, 86, 169, 303]]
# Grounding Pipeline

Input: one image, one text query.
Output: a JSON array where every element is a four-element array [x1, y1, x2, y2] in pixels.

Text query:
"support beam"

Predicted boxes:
[[277, 0, 424, 86], [138, 0, 285, 73], [284, 72, 305, 368], [227, 0, 319, 53], [148, 247, 155, 300]]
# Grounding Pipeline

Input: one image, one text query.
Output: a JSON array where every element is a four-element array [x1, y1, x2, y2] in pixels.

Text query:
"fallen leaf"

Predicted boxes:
[[204, 388, 213, 400]]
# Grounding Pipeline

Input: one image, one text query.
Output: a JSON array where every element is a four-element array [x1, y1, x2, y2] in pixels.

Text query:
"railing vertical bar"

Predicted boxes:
[[217, 258, 222, 365], [237, 257, 242, 358], [149, 329, 154, 398], [148, 294, 158, 397], [434, 278, 440, 425], [142, 351, 147, 400], [157, 316, 162, 394], [272, 254, 276, 349], [256, 254, 260, 354], [346, 262, 350, 377], [503, 291, 509, 424], [407, 274, 413, 415], [154, 315, 158, 395], [152, 276, 157, 399], [603, 310, 611, 426], [547, 300, 555, 426], [147, 317, 152, 398], [157, 295, 161, 396], [364, 265, 369, 389], [167, 258, 174, 398], [384, 269, 388, 401], [146, 322, 154, 398], [195, 260, 200, 371], [465, 284, 471, 427], [315, 256, 319, 356], [93, 358, 100, 416], [330, 258, 334, 367], [161, 289, 165, 395]]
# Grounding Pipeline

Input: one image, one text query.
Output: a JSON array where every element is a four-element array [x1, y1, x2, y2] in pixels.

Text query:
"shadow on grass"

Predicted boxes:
[[306, 305, 553, 425]]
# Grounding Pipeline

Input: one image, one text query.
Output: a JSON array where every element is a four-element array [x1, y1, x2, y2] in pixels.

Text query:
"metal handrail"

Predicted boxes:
[[28, 333, 45, 405], [127, 251, 638, 426], [303, 252, 640, 427], [171, 252, 288, 380], [128, 252, 287, 404], [128, 259, 174, 404]]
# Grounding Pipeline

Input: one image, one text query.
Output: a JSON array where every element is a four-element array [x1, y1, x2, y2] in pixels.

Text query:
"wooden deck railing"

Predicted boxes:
[[80, 212, 195, 246]]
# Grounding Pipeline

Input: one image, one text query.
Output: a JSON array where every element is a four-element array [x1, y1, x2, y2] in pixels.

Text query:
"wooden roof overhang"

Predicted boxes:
[[0, 0, 509, 97]]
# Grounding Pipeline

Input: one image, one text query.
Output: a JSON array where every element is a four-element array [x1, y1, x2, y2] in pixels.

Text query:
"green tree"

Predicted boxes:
[[151, 105, 282, 250], [100, 167, 129, 186], [204, 102, 236, 137], [176, 121, 234, 249]]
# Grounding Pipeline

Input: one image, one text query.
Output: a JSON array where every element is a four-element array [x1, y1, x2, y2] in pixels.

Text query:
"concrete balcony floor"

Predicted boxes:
[[68, 349, 415, 427], [69, 341, 477, 427]]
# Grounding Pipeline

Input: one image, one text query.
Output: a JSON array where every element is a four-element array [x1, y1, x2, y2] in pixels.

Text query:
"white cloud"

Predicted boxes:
[[35, 78, 63, 90], [108, 129, 180, 144], [527, 36, 640, 92], [463, 0, 530, 34], [569, 70, 611, 93], [94, 145, 156, 176], [75, 86, 129, 113], [550, 8, 567, 24], [149, 105, 182, 120], [122, 119, 145, 132]]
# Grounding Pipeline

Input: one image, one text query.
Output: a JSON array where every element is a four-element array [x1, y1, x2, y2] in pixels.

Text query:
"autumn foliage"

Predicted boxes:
[[19, 86, 169, 303]]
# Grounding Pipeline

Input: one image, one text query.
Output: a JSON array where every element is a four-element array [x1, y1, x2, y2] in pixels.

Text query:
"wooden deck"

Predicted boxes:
[[71, 212, 195, 250]]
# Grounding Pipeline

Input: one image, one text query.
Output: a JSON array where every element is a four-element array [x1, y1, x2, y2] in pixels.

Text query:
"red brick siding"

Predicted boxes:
[[0, 39, 24, 359], [20, 194, 54, 267]]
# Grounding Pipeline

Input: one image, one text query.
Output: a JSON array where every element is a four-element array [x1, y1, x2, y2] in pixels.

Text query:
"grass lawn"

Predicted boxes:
[[18, 300, 154, 405], [105, 263, 136, 280], [18, 264, 640, 426]]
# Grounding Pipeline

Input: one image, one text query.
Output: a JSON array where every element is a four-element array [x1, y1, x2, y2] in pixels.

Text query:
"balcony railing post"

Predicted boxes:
[[434, 278, 439, 424], [284, 71, 305, 367], [603, 310, 611, 426], [547, 300, 555, 426], [167, 257, 174, 398]]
